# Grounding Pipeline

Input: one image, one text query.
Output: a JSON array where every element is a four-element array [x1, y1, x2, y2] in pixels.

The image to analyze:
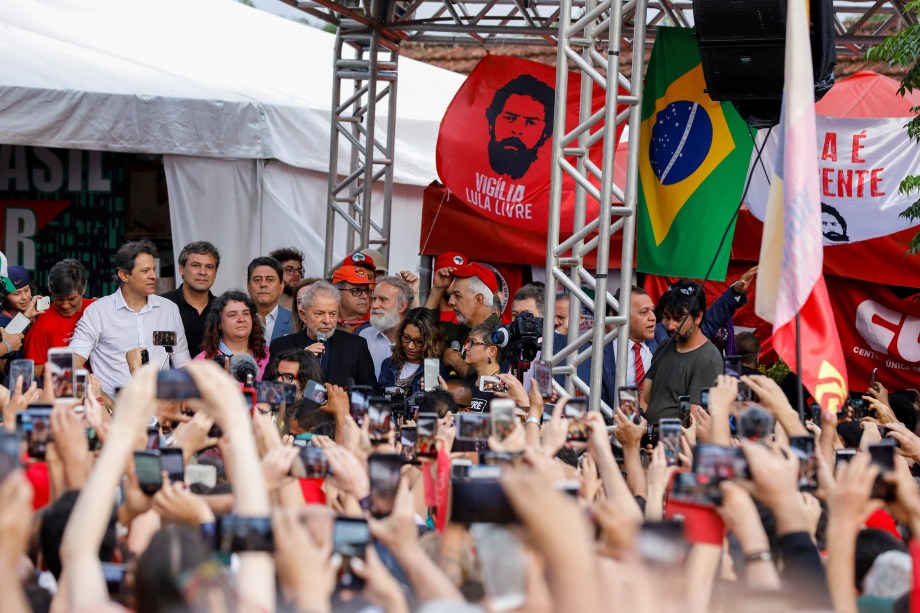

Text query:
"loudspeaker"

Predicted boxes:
[[692, 0, 836, 128]]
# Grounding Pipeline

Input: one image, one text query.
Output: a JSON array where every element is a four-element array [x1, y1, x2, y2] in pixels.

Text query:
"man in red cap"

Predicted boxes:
[[431, 252, 468, 323], [426, 260, 502, 377], [331, 265, 373, 334]]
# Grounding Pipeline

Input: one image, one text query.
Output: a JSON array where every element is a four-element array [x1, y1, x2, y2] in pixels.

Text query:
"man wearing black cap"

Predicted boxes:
[[641, 280, 723, 424]]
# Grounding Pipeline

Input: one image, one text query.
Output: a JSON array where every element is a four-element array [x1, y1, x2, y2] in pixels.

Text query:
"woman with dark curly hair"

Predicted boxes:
[[378, 307, 446, 402], [194, 290, 269, 378]]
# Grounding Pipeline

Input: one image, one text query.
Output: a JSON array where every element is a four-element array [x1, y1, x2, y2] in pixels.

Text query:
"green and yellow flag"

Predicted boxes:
[[636, 27, 754, 281]]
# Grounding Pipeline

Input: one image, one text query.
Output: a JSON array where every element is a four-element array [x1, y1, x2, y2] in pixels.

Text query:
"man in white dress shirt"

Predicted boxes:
[[70, 240, 191, 396], [359, 275, 413, 377]]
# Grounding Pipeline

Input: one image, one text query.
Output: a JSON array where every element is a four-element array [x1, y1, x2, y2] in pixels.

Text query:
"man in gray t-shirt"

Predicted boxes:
[[641, 280, 724, 424]]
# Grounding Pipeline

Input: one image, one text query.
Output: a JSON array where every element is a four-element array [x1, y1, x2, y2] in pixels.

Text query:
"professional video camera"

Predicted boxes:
[[491, 311, 543, 378]]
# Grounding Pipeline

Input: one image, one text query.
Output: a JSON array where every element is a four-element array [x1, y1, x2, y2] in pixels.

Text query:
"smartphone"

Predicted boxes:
[[368, 453, 402, 518], [693, 443, 751, 483], [333, 517, 370, 590], [659, 418, 682, 467], [423, 358, 440, 392], [565, 397, 589, 442], [789, 435, 818, 491], [8, 359, 33, 391], [349, 385, 373, 425], [415, 412, 438, 458], [47, 348, 75, 399], [100, 562, 130, 598], [451, 470, 517, 524], [367, 397, 392, 443], [140, 349, 149, 365], [700, 388, 710, 412], [0, 431, 22, 482], [723, 355, 743, 377], [851, 398, 869, 419], [145, 426, 161, 451], [399, 427, 418, 463], [305, 380, 327, 404], [542, 402, 555, 423], [869, 444, 896, 501], [810, 402, 822, 426], [454, 412, 490, 452], [490, 399, 516, 441], [255, 380, 297, 407], [637, 520, 690, 567], [160, 447, 185, 483], [871, 367, 878, 387], [678, 395, 692, 428], [74, 368, 89, 401], [156, 369, 200, 400], [479, 375, 507, 393], [186, 464, 218, 489], [452, 458, 473, 478], [218, 516, 274, 553], [480, 450, 524, 467], [152, 331, 177, 347], [836, 448, 857, 467], [134, 451, 163, 496], [617, 385, 640, 423], [290, 446, 330, 479], [16, 406, 52, 459], [5, 312, 31, 335], [533, 360, 553, 398]]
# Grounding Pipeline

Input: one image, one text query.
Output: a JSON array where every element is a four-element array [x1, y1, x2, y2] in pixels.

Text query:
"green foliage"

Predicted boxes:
[[761, 359, 791, 386], [865, 1, 920, 257]]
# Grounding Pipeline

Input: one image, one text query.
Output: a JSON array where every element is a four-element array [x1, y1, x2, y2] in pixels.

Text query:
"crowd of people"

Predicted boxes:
[[0, 239, 919, 612]]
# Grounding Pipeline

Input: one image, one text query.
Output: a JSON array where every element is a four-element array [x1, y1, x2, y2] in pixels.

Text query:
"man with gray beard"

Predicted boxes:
[[359, 275, 413, 378]]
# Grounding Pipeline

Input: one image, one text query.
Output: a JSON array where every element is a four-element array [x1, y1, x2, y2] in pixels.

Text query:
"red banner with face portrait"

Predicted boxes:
[[436, 55, 628, 233]]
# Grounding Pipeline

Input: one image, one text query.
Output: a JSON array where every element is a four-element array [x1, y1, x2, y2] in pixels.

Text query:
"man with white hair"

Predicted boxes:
[[426, 262, 502, 377], [269, 280, 375, 387], [359, 275, 413, 377]]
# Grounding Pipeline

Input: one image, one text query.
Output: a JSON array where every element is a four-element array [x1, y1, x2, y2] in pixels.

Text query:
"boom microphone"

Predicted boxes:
[[228, 353, 259, 386]]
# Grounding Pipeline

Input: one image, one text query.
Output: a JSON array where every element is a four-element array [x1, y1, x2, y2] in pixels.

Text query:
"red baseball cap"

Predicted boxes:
[[345, 251, 375, 272], [434, 251, 468, 272], [332, 266, 373, 285], [451, 262, 498, 294]]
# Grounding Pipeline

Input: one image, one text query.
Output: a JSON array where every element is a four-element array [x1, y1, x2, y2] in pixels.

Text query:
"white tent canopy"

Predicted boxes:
[[0, 0, 465, 289]]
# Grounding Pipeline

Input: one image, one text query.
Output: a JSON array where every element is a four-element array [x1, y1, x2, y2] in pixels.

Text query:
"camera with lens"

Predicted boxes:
[[491, 311, 543, 364]]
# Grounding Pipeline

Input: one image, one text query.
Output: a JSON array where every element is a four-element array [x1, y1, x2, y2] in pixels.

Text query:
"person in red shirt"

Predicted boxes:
[[23, 259, 93, 375]]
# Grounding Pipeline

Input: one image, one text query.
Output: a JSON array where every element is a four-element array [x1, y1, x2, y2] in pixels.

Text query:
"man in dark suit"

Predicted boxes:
[[601, 287, 658, 409], [269, 280, 375, 388]]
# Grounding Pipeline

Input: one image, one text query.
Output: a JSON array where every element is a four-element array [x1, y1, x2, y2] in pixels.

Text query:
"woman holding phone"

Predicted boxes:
[[462, 322, 505, 413], [377, 308, 445, 402], [195, 290, 270, 379]]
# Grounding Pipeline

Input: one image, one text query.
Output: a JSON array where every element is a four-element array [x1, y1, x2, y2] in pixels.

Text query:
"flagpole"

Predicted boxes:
[[795, 312, 804, 423]]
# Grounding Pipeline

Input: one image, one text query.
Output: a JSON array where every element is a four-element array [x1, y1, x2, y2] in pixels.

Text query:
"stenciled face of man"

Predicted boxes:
[[447, 277, 481, 324], [248, 266, 283, 310], [488, 94, 548, 180], [301, 293, 338, 339], [180, 253, 218, 293], [822, 212, 848, 242], [629, 293, 657, 343]]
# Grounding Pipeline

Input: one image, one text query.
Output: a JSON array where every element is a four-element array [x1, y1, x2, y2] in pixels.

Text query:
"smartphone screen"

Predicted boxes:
[[349, 386, 373, 425], [9, 359, 34, 391], [423, 358, 440, 392], [255, 380, 295, 407], [134, 451, 163, 495], [723, 355, 743, 377], [457, 413, 491, 441], [700, 388, 710, 412], [678, 395, 692, 428], [160, 448, 185, 483], [0, 432, 22, 482], [490, 399, 516, 441], [637, 520, 690, 567], [367, 397, 392, 442], [617, 386, 639, 420], [693, 443, 750, 483], [399, 427, 417, 463], [145, 426, 161, 451], [305, 380, 327, 404], [659, 418, 682, 466], [533, 360, 553, 398], [152, 331, 178, 347], [368, 454, 402, 518], [291, 446, 329, 479], [789, 435, 817, 491], [17, 407, 52, 459], [479, 376, 507, 393], [334, 518, 370, 590], [218, 516, 274, 553], [869, 444, 896, 501], [156, 369, 200, 400], [565, 398, 588, 442], [415, 413, 438, 458], [74, 369, 89, 401], [47, 349, 75, 398]]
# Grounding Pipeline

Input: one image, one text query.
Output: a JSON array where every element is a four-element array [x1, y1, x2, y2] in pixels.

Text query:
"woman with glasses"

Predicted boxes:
[[462, 322, 504, 412], [195, 290, 270, 379], [378, 308, 445, 402]]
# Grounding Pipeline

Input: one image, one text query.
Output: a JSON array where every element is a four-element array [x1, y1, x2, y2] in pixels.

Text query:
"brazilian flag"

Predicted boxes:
[[636, 27, 754, 281]]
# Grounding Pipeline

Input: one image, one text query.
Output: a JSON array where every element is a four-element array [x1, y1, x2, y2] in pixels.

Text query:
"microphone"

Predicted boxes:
[[228, 353, 259, 386], [450, 341, 461, 352], [316, 332, 328, 354]]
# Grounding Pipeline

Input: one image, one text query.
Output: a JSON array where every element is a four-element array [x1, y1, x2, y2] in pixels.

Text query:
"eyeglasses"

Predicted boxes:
[[401, 334, 424, 348], [464, 340, 489, 349], [276, 373, 296, 384], [283, 266, 305, 276], [342, 287, 371, 297]]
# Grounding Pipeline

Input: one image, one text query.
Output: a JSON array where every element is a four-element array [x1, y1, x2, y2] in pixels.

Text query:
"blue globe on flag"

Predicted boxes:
[[649, 100, 712, 185]]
